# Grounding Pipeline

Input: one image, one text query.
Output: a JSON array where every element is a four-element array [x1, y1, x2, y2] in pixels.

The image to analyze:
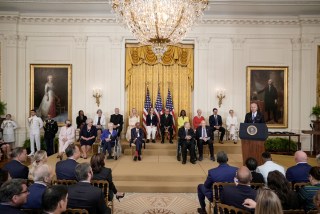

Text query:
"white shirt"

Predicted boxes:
[[256, 160, 286, 183], [28, 116, 43, 134], [59, 126, 75, 142], [93, 114, 106, 126]]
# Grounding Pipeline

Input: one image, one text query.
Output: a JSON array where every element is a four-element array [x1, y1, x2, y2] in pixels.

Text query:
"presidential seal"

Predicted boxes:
[[247, 125, 258, 136]]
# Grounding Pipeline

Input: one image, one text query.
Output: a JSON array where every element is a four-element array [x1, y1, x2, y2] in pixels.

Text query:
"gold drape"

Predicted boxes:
[[125, 45, 194, 127]]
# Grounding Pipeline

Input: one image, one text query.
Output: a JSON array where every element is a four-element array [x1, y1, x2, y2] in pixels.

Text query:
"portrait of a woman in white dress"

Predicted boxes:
[[226, 109, 239, 144], [126, 108, 140, 141], [38, 75, 59, 119]]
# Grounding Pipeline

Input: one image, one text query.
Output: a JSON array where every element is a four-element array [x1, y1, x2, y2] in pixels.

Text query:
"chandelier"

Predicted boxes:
[[112, 0, 208, 60]]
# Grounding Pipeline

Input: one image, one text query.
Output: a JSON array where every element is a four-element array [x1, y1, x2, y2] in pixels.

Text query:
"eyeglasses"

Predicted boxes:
[[18, 189, 29, 195]]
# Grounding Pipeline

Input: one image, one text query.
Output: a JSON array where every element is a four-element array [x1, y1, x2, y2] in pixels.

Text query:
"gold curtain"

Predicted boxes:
[[125, 45, 194, 127]]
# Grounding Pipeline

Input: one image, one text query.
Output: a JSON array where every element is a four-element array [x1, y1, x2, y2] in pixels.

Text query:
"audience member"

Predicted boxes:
[[256, 152, 285, 183], [220, 166, 256, 211], [91, 153, 125, 201], [267, 170, 301, 210], [67, 163, 111, 214], [58, 119, 75, 159], [160, 108, 174, 144], [23, 164, 54, 209], [299, 166, 320, 211], [126, 108, 140, 141], [100, 122, 118, 159], [0, 179, 29, 213], [27, 109, 43, 156], [244, 102, 265, 123], [209, 108, 225, 144], [29, 150, 48, 179], [0, 114, 18, 159], [3, 147, 29, 179], [110, 108, 123, 138], [94, 109, 106, 141], [178, 122, 196, 164], [316, 154, 320, 167], [80, 118, 97, 159], [195, 120, 214, 161], [0, 169, 9, 186], [56, 144, 80, 180], [286, 150, 312, 183], [146, 108, 158, 143], [43, 113, 58, 156], [193, 109, 205, 130], [178, 110, 189, 128], [313, 189, 320, 213], [243, 188, 283, 214], [226, 109, 238, 144], [197, 151, 238, 214], [245, 157, 264, 183], [130, 122, 144, 161], [76, 110, 87, 129], [42, 185, 68, 214]]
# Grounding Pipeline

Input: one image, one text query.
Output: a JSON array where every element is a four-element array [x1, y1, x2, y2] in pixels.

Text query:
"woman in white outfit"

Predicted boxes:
[[93, 109, 106, 142], [58, 119, 75, 159], [126, 108, 140, 141], [226, 109, 239, 144], [1, 114, 18, 158]]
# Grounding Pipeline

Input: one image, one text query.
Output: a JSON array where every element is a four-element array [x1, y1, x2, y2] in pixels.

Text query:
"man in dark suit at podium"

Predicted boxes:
[[178, 122, 196, 164], [244, 103, 265, 123], [160, 108, 174, 144], [209, 108, 225, 143]]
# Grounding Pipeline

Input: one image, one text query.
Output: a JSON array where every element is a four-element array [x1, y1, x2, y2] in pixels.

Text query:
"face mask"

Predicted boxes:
[[66, 124, 71, 127]]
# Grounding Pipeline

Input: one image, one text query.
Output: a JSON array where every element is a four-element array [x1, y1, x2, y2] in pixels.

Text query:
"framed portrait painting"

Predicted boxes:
[[30, 64, 72, 126], [246, 66, 288, 128]]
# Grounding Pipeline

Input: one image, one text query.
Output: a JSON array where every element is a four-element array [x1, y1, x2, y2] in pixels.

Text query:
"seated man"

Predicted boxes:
[[67, 163, 111, 214], [178, 122, 196, 164], [256, 152, 285, 183], [196, 120, 214, 161], [23, 164, 54, 209], [0, 179, 29, 213], [209, 108, 225, 144], [56, 144, 80, 180], [160, 108, 174, 144], [197, 151, 238, 214], [286, 151, 312, 183], [220, 166, 257, 211], [101, 122, 118, 159], [130, 122, 144, 161], [3, 147, 29, 179], [42, 185, 68, 214]]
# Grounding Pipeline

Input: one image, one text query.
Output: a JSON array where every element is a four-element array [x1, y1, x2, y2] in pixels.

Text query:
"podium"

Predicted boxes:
[[239, 123, 268, 165]]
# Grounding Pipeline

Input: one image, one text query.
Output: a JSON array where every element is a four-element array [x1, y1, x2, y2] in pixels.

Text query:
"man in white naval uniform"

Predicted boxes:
[[28, 109, 43, 156]]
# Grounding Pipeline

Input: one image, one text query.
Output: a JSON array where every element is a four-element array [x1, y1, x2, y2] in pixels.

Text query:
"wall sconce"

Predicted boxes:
[[216, 89, 226, 108], [93, 88, 102, 107]]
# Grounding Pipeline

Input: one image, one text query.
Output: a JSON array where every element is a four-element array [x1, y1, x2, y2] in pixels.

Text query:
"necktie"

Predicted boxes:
[[215, 115, 218, 125], [202, 128, 205, 138], [97, 117, 101, 125], [137, 129, 140, 137], [252, 113, 255, 123]]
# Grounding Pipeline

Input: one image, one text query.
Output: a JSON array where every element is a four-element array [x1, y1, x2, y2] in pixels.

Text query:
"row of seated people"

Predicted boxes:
[[0, 146, 125, 214], [196, 151, 319, 214]]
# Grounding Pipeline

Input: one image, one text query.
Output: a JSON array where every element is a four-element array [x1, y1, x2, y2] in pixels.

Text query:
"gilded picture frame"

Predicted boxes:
[[246, 66, 288, 128], [30, 64, 72, 126]]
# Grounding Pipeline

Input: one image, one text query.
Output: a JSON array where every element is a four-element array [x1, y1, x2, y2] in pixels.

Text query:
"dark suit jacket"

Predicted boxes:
[[43, 120, 58, 138], [0, 204, 25, 214], [23, 183, 47, 209], [55, 158, 78, 180], [160, 114, 173, 128], [209, 115, 223, 127], [286, 163, 312, 183], [195, 126, 213, 140], [67, 182, 110, 214], [178, 127, 195, 143], [92, 167, 117, 194], [131, 128, 144, 143], [146, 114, 158, 126], [244, 112, 265, 123], [3, 160, 29, 179], [110, 114, 123, 129], [220, 185, 256, 211]]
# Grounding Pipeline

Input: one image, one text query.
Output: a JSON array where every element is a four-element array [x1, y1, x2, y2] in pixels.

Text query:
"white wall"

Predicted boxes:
[[0, 13, 319, 150]]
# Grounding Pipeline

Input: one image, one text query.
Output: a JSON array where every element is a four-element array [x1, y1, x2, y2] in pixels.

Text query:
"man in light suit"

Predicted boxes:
[[130, 122, 145, 161], [244, 102, 265, 123], [209, 108, 225, 143], [23, 164, 54, 209], [28, 109, 43, 156], [56, 144, 80, 180], [286, 151, 312, 183], [67, 163, 111, 214], [178, 122, 196, 164], [196, 120, 215, 161], [3, 147, 29, 179], [197, 151, 238, 214], [256, 152, 285, 183], [160, 108, 174, 144]]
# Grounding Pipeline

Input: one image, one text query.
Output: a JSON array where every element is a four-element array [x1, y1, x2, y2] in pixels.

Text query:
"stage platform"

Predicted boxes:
[[42, 140, 317, 193]]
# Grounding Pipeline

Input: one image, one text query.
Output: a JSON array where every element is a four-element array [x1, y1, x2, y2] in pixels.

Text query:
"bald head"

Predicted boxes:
[[236, 166, 252, 185], [295, 151, 308, 163]]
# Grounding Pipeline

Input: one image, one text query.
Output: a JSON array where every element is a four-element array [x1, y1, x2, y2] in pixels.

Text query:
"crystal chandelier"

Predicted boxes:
[[112, 0, 208, 60]]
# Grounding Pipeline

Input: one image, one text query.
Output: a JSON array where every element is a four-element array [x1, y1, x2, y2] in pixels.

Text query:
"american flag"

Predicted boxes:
[[143, 88, 152, 132], [154, 87, 163, 137], [165, 88, 176, 135]]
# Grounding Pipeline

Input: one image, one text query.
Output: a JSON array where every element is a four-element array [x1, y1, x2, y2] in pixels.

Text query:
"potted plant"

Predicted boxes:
[[311, 105, 320, 121], [0, 101, 6, 116]]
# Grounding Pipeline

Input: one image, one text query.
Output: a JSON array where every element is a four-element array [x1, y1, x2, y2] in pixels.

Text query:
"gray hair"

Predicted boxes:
[[86, 118, 93, 124], [217, 151, 228, 164], [0, 179, 26, 203], [11, 147, 26, 158], [75, 162, 91, 182], [33, 164, 51, 182]]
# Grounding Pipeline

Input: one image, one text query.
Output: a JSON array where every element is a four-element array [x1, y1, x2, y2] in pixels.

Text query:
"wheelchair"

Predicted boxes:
[[99, 137, 122, 160]]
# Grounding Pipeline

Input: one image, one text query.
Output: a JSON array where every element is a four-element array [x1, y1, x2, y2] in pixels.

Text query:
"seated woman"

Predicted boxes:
[[177, 110, 189, 129], [100, 123, 118, 159], [76, 110, 87, 141], [80, 118, 97, 159], [28, 150, 48, 180], [267, 170, 301, 210], [130, 122, 144, 161], [93, 109, 106, 142], [146, 108, 158, 143], [126, 108, 140, 141], [226, 109, 238, 144], [90, 153, 125, 201]]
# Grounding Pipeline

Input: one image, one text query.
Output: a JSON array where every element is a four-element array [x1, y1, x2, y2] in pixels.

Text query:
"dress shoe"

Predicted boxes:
[[182, 161, 186, 164], [177, 155, 181, 161], [133, 156, 137, 161], [152, 139, 156, 143], [210, 156, 216, 161], [116, 193, 125, 202], [219, 140, 224, 144], [191, 161, 196, 164], [198, 156, 203, 161], [146, 139, 150, 143], [197, 208, 207, 214], [169, 141, 173, 144], [234, 141, 237, 144], [161, 141, 164, 144], [138, 156, 141, 161]]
